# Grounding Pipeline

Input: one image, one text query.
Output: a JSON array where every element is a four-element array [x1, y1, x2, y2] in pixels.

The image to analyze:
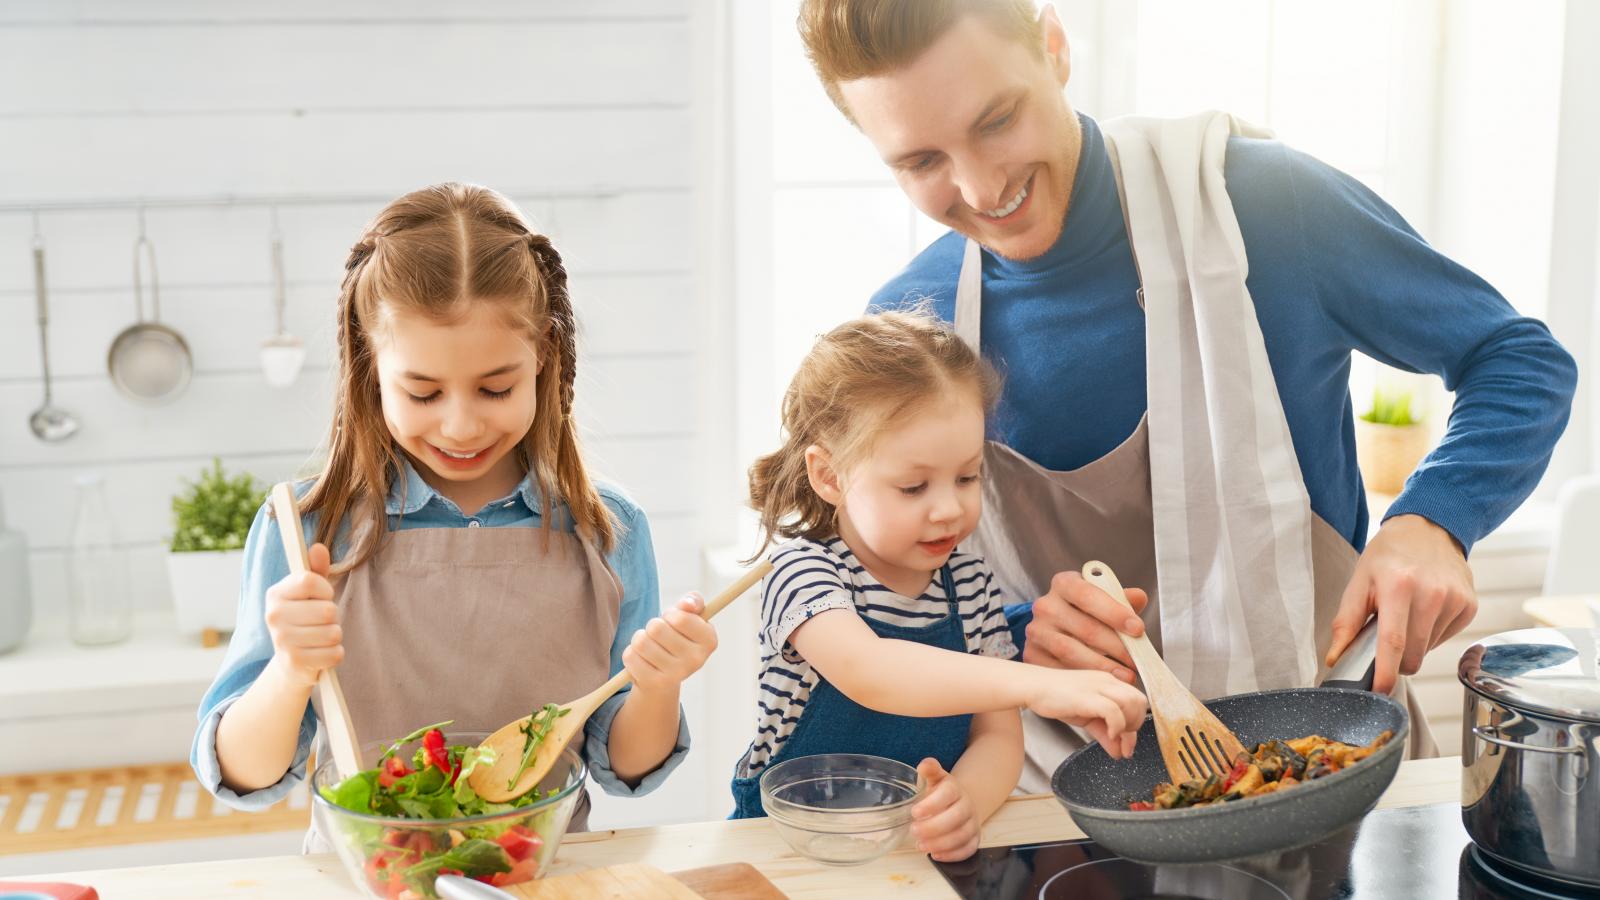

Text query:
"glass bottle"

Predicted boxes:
[[68, 473, 132, 646]]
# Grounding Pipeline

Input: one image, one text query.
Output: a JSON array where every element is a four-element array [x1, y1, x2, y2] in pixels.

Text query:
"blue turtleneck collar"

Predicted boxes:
[[986, 113, 1128, 281]]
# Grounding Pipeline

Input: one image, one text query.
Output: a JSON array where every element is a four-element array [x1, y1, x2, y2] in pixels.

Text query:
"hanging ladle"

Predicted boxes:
[[28, 215, 79, 442], [259, 208, 305, 388]]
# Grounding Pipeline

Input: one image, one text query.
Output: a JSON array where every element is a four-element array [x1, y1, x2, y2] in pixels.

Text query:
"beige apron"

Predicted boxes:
[[306, 517, 621, 848], [955, 116, 1435, 794]]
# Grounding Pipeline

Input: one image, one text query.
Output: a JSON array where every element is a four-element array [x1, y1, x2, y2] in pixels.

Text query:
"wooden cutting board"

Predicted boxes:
[[506, 863, 700, 898], [673, 863, 788, 899], [505, 862, 786, 899]]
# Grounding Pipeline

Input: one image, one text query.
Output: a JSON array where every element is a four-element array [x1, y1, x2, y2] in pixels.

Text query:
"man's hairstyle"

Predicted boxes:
[[798, 0, 1044, 124]]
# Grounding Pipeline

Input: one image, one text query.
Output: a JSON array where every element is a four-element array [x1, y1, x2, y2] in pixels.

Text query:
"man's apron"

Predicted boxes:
[[954, 112, 1435, 793], [306, 513, 622, 848]]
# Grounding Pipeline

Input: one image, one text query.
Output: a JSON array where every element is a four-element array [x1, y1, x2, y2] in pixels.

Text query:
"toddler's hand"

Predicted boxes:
[[911, 759, 980, 862], [622, 593, 718, 695], [1026, 668, 1147, 760], [263, 542, 343, 689]]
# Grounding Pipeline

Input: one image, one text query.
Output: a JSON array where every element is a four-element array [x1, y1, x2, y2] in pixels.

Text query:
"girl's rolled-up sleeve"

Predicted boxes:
[[190, 501, 319, 810]]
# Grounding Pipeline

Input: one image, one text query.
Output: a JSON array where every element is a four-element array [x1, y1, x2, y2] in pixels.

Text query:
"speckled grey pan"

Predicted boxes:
[[1051, 687, 1409, 864]]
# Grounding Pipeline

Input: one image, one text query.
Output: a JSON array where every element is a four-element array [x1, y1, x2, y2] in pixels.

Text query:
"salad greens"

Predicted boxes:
[[510, 703, 570, 790], [318, 721, 569, 898]]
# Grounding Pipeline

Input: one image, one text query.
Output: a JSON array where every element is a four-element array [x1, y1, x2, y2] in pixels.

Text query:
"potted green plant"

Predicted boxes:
[[1354, 382, 1432, 495], [165, 459, 264, 639]]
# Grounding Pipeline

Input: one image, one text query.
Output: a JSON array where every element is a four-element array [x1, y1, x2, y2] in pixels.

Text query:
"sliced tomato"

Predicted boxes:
[[1127, 800, 1156, 811], [494, 824, 543, 862], [489, 854, 541, 887], [1223, 756, 1251, 791], [378, 755, 414, 788]]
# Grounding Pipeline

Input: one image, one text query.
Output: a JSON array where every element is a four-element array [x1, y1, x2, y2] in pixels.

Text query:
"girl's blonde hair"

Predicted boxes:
[[748, 307, 999, 556], [302, 182, 615, 572]]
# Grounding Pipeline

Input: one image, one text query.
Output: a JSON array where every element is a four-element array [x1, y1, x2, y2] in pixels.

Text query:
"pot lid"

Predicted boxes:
[[1459, 628, 1600, 723]]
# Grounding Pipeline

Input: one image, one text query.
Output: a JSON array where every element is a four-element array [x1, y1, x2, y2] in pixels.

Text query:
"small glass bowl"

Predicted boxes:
[[311, 733, 586, 899], [758, 753, 920, 866]]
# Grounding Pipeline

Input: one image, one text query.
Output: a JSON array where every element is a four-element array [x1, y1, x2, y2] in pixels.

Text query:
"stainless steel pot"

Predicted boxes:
[[1459, 626, 1600, 888]]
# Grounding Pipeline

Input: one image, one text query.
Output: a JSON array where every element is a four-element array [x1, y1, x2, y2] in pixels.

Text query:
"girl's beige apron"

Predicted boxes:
[[305, 518, 621, 850], [955, 113, 1436, 794]]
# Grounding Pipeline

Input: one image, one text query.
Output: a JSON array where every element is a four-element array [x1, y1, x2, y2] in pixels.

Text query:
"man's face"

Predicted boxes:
[[838, 12, 1081, 262]]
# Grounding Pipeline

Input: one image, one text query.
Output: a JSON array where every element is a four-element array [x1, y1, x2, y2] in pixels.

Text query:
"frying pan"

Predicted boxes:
[[107, 223, 192, 403], [1052, 619, 1409, 864]]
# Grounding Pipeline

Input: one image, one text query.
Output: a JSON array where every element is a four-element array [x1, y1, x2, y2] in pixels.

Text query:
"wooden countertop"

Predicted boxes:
[[25, 756, 1463, 898]]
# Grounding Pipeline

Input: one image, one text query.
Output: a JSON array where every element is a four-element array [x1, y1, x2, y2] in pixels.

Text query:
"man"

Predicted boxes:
[[798, 0, 1577, 790]]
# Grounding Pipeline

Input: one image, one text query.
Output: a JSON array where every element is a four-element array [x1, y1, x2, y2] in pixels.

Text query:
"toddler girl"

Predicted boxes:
[[730, 310, 1146, 862]]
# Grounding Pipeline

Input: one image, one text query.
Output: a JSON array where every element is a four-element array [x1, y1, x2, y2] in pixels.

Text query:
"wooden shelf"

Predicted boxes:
[[0, 611, 225, 721], [0, 761, 307, 856]]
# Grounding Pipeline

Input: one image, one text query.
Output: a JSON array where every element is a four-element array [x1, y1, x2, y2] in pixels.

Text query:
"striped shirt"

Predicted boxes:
[[735, 536, 1018, 778]]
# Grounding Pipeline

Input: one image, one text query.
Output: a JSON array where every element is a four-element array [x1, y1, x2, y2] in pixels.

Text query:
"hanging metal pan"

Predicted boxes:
[[107, 225, 192, 403]]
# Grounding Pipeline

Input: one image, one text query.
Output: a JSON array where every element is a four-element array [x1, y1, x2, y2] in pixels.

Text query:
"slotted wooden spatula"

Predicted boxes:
[[270, 482, 363, 781], [1081, 560, 1247, 783]]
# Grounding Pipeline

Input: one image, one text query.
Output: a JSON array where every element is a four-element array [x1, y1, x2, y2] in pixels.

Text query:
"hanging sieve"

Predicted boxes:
[[107, 212, 192, 403]]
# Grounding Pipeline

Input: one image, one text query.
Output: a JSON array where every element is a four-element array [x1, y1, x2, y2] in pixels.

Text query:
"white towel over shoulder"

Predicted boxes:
[[1103, 112, 1319, 698]]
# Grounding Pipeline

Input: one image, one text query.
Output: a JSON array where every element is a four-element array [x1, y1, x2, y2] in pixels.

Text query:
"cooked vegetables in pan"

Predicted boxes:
[[1128, 731, 1394, 811]]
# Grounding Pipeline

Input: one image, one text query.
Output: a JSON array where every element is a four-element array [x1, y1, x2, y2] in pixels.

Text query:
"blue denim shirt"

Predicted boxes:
[[190, 458, 688, 810]]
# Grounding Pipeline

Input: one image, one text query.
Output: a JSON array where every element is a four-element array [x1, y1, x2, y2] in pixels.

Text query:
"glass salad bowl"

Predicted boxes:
[[312, 731, 586, 899], [758, 753, 919, 866]]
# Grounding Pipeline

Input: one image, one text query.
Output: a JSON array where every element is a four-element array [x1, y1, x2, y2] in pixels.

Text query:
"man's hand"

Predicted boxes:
[[1022, 571, 1148, 683], [1325, 514, 1476, 695]]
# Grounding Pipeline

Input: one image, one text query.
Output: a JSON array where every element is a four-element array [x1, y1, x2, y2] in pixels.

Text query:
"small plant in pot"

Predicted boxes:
[[1354, 383, 1432, 495], [166, 459, 264, 643]]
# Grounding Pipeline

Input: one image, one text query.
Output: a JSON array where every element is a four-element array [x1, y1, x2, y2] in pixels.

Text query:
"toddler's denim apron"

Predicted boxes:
[[730, 564, 972, 818]]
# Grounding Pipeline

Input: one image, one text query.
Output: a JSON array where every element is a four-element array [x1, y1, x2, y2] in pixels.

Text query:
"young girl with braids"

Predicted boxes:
[[193, 183, 710, 842], [730, 310, 1146, 861]]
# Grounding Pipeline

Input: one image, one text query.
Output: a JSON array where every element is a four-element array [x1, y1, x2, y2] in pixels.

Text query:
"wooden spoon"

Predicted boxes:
[[470, 559, 774, 803], [270, 482, 363, 781], [1081, 560, 1247, 783]]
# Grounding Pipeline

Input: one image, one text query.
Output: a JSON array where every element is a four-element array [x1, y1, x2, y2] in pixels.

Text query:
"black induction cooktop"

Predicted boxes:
[[932, 802, 1600, 899]]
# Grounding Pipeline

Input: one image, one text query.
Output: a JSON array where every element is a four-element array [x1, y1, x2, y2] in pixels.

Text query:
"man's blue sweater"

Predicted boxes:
[[872, 114, 1576, 560]]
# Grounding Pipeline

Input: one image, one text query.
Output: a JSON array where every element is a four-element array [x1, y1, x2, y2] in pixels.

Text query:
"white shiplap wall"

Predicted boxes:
[[0, 1, 720, 830]]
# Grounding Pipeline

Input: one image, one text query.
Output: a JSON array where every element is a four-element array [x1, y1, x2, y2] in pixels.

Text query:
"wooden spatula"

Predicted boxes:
[[270, 482, 363, 781], [1081, 560, 1247, 783], [469, 559, 775, 803]]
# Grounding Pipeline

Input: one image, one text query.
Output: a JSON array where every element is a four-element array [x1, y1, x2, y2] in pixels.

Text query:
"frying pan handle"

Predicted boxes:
[[1320, 616, 1379, 691]]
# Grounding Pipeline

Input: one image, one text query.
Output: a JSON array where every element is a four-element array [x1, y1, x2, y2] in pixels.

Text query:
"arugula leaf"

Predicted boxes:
[[401, 838, 512, 887], [377, 719, 454, 764], [509, 704, 570, 790]]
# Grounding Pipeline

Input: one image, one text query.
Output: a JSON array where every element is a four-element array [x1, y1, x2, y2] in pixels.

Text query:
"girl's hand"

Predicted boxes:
[[911, 758, 980, 862], [622, 593, 718, 696], [1025, 667, 1148, 760], [263, 542, 343, 689]]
